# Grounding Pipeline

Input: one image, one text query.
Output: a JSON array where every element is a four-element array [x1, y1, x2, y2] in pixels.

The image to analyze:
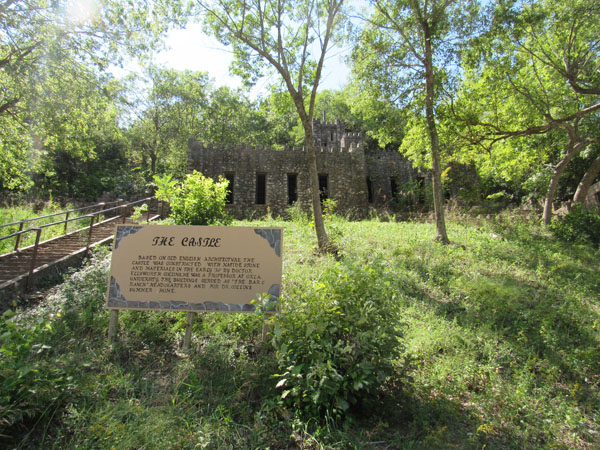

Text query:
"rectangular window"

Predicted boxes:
[[224, 173, 234, 204], [390, 177, 398, 199], [366, 177, 373, 203], [319, 174, 328, 203], [287, 173, 298, 205], [256, 173, 267, 204]]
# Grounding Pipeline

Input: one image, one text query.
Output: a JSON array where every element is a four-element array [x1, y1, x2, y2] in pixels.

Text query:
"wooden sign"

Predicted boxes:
[[106, 225, 282, 312]]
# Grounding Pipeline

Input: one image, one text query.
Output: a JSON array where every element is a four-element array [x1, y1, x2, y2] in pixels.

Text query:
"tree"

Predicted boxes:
[[126, 67, 212, 177], [352, 0, 482, 244], [286, 88, 367, 146], [196, 0, 347, 253], [0, 0, 183, 192], [31, 64, 126, 198], [452, 0, 600, 224], [203, 86, 272, 146]]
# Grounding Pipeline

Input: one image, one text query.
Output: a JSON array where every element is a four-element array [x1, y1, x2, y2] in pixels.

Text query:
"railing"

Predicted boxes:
[[0, 197, 162, 289]]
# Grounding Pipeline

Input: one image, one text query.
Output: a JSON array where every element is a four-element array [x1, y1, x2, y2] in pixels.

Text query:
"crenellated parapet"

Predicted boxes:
[[187, 118, 417, 218]]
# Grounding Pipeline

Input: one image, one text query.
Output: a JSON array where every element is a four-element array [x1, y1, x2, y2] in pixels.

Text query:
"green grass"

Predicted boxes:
[[0, 202, 92, 255], [1, 214, 599, 448]]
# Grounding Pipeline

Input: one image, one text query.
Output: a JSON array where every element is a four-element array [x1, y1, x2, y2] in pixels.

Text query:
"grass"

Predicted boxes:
[[0, 213, 599, 448], [0, 202, 92, 255]]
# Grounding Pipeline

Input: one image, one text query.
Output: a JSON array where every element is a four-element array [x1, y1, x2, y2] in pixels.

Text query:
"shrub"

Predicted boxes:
[[287, 202, 310, 225], [322, 198, 338, 218], [0, 310, 76, 437], [550, 203, 600, 247], [154, 171, 231, 226], [272, 259, 403, 420]]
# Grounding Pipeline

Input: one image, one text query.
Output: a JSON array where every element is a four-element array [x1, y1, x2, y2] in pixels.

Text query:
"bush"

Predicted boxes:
[[550, 203, 600, 247], [154, 171, 231, 226], [272, 259, 403, 420]]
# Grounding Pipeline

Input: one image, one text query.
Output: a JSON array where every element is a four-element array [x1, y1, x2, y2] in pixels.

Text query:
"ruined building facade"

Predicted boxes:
[[187, 119, 419, 218]]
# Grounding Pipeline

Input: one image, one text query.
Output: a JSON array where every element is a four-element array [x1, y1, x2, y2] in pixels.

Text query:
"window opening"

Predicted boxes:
[[256, 173, 267, 205], [390, 177, 398, 199], [224, 173, 234, 204], [319, 174, 329, 203], [287, 173, 298, 205]]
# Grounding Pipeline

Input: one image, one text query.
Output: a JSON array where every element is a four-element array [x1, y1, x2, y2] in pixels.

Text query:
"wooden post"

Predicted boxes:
[[63, 211, 70, 235], [182, 312, 196, 353], [26, 228, 42, 291], [96, 203, 106, 223], [121, 205, 128, 224], [14, 222, 24, 251], [108, 310, 119, 343], [86, 214, 95, 254]]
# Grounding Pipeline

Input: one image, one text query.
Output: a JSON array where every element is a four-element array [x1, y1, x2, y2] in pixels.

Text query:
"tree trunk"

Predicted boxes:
[[542, 141, 585, 225], [573, 154, 600, 203], [301, 117, 331, 253], [423, 23, 449, 244], [150, 149, 157, 175]]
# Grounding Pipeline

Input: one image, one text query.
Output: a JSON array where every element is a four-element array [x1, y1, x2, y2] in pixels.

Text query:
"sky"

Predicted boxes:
[[149, 22, 352, 98]]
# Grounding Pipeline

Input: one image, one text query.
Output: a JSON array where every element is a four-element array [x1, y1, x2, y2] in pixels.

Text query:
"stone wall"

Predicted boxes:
[[187, 120, 418, 218]]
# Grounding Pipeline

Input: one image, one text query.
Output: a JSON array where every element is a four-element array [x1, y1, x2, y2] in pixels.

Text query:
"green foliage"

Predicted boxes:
[[0, 310, 70, 430], [0, 249, 110, 441], [389, 179, 431, 212], [321, 198, 338, 218], [550, 203, 600, 246], [131, 203, 148, 221], [0, 202, 91, 255], [153, 171, 231, 226], [0, 0, 176, 197], [453, 0, 600, 214], [272, 259, 403, 420], [1, 215, 600, 448], [286, 202, 311, 225]]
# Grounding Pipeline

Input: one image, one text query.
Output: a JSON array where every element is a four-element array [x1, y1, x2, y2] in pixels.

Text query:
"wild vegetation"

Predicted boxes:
[[1, 212, 599, 448], [2, 1, 598, 230], [1, 1, 599, 447], [0, 202, 93, 255]]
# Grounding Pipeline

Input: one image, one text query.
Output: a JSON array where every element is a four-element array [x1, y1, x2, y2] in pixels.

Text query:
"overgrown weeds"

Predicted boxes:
[[0, 215, 598, 448], [0, 202, 91, 255]]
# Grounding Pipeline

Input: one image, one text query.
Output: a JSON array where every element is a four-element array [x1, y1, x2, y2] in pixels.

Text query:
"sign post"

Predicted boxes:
[[106, 225, 283, 349]]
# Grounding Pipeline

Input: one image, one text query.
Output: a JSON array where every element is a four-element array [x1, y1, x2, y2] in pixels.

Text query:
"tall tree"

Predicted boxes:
[[203, 86, 272, 146], [126, 67, 212, 177], [452, 0, 600, 224], [0, 0, 182, 191], [352, 0, 482, 244], [196, 0, 347, 253]]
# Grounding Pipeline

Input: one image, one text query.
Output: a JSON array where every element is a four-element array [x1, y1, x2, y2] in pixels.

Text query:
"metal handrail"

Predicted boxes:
[[0, 227, 41, 243], [0, 199, 124, 231], [0, 196, 161, 292], [1, 197, 157, 254]]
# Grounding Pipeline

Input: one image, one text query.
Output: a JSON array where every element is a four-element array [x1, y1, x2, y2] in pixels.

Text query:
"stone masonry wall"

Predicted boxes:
[[187, 120, 418, 218]]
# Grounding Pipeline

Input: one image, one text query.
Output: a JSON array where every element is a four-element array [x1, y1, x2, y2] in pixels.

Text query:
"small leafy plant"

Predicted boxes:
[[153, 171, 231, 226], [131, 203, 148, 221], [272, 259, 403, 420], [550, 203, 600, 247]]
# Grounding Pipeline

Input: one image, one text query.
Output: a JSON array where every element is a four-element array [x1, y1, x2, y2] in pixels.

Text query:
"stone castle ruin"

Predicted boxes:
[[187, 118, 420, 218]]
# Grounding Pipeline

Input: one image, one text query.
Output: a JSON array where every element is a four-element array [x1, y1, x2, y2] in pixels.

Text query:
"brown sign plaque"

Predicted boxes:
[[106, 225, 282, 312]]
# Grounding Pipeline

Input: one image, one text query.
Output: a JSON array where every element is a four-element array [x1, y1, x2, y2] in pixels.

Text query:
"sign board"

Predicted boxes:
[[106, 225, 282, 312]]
